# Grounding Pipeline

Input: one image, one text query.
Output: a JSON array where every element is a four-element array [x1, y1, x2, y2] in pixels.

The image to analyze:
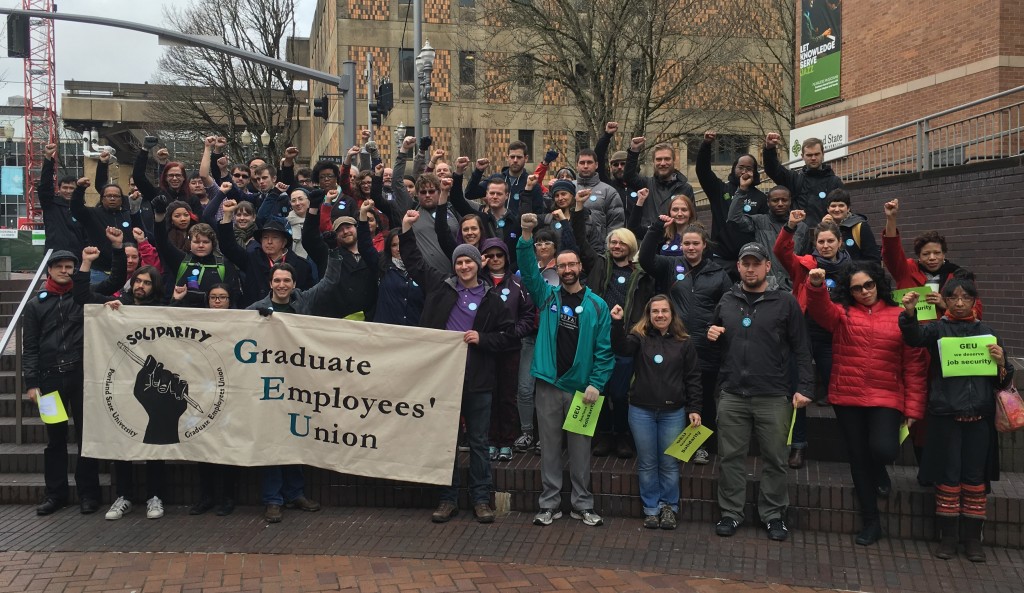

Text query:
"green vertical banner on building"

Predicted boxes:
[[799, 0, 842, 108]]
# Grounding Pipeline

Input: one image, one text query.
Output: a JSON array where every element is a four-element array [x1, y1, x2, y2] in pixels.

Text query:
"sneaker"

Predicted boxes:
[[766, 518, 789, 541], [105, 496, 132, 521], [533, 440, 542, 456], [715, 517, 740, 537], [189, 497, 215, 516], [497, 447, 513, 461], [659, 507, 677, 530], [488, 446, 498, 461], [692, 448, 710, 465], [643, 514, 660, 529], [570, 508, 604, 526], [533, 508, 562, 526], [145, 496, 164, 520], [513, 432, 534, 452]]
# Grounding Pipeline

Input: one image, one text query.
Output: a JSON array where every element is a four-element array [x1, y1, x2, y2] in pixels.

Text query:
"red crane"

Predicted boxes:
[[20, 0, 57, 226]]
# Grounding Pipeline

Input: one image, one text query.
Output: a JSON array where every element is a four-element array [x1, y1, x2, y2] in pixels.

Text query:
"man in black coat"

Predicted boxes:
[[399, 210, 516, 525]]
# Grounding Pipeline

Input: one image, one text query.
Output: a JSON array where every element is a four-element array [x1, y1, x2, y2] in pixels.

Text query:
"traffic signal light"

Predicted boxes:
[[6, 15, 29, 58], [313, 95, 329, 120], [377, 82, 394, 117], [369, 102, 382, 127]]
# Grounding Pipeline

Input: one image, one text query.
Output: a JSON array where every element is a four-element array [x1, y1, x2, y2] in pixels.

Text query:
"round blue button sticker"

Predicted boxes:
[[468, 302, 478, 311], [617, 276, 626, 284], [122, 221, 130, 228], [846, 238, 855, 246], [653, 354, 664, 364], [742, 317, 752, 327], [498, 219, 506, 228], [818, 191, 826, 199], [743, 204, 751, 212]]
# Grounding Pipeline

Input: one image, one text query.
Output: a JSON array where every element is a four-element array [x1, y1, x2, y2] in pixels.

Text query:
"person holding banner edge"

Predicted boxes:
[[899, 270, 1014, 563], [517, 212, 615, 528], [398, 209, 516, 524], [609, 297, 702, 530]]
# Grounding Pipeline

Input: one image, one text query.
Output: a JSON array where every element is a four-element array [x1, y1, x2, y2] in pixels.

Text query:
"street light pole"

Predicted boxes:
[[417, 41, 435, 140], [413, 0, 423, 140]]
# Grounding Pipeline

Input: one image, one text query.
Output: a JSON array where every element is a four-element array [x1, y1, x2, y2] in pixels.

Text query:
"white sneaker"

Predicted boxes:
[[571, 508, 604, 526], [145, 496, 164, 519], [104, 496, 132, 520]]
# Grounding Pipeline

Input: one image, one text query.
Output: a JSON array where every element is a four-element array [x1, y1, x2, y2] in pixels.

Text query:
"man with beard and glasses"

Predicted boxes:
[[517, 213, 614, 529]]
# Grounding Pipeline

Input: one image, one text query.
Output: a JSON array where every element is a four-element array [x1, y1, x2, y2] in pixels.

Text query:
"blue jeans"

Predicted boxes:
[[260, 465, 305, 505], [628, 405, 685, 516], [516, 336, 536, 433], [441, 390, 492, 505]]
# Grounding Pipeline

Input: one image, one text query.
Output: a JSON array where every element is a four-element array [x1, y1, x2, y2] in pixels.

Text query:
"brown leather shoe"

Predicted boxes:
[[788, 448, 805, 469], [592, 434, 613, 457], [474, 503, 495, 523], [431, 501, 458, 523], [264, 504, 282, 523], [285, 496, 321, 512]]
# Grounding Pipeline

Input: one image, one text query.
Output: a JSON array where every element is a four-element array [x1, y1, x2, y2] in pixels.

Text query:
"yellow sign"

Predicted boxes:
[[787, 407, 797, 446], [938, 335, 997, 378], [562, 392, 604, 437], [899, 423, 910, 445], [664, 424, 714, 462], [38, 391, 69, 424]]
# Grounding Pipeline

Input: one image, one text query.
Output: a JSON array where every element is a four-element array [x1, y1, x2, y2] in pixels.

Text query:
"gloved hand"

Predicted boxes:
[[308, 189, 327, 209], [544, 148, 559, 164], [419, 136, 433, 152], [151, 195, 168, 214]]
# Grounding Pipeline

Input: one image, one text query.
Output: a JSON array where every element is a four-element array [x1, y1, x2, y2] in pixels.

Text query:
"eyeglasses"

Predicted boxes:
[[735, 165, 755, 172], [944, 295, 976, 304], [209, 295, 229, 301], [534, 241, 554, 248], [165, 173, 184, 179], [610, 161, 625, 167], [318, 174, 336, 180], [849, 280, 876, 293], [297, 178, 312, 185], [418, 188, 437, 195], [232, 173, 249, 179], [482, 252, 505, 260], [556, 262, 581, 270]]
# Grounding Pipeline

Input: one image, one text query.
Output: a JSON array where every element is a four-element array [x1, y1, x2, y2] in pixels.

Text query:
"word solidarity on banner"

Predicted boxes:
[[938, 335, 998, 378], [83, 305, 468, 485]]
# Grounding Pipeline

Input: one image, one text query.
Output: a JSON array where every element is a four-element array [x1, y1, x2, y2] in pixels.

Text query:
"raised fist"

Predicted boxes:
[[765, 132, 781, 148], [475, 158, 490, 171], [605, 122, 619, 134], [704, 130, 716, 142], [610, 304, 624, 320], [884, 199, 899, 218], [77, 177, 91, 188], [739, 172, 753, 189], [788, 209, 806, 227], [630, 136, 646, 151], [44, 143, 57, 160], [520, 213, 538, 233], [635, 187, 649, 205], [82, 246, 100, 262], [808, 268, 826, 287], [402, 136, 416, 151]]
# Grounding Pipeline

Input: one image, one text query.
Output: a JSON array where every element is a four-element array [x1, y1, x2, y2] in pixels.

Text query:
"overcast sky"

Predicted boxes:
[[0, 0, 317, 105]]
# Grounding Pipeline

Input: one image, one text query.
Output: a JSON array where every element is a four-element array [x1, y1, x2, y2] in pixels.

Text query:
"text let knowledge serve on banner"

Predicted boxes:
[[82, 305, 468, 485]]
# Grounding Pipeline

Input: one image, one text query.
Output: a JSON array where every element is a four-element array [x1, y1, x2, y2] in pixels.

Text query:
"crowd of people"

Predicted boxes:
[[23, 125, 1014, 561]]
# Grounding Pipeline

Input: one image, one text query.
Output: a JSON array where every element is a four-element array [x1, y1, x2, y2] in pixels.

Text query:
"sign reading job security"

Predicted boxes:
[[938, 335, 998, 378], [82, 305, 468, 485]]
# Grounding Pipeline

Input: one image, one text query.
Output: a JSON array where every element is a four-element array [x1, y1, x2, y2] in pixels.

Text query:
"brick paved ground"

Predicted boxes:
[[1, 505, 1022, 593]]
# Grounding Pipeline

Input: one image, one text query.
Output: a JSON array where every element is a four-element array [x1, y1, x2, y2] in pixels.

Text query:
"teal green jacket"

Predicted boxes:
[[516, 236, 615, 394]]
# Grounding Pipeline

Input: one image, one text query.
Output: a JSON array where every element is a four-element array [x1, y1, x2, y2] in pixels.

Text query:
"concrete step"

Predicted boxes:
[[0, 393, 37, 417], [0, 472, 113, 505], [0, 453, 1019, 548], [0, 417, 77, 444]]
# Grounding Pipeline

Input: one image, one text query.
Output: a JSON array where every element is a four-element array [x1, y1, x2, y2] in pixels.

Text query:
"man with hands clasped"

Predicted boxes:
[[517, 213, 615, 528], [707, 242, 814, 541]]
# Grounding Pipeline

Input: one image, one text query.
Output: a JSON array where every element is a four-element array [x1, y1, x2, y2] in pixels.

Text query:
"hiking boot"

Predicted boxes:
[[935, 516, 958, 559], [285, 496, 320, 512], [962, 518, 986, 562], [265, 504, 282, 523], [473, 503, 495, 523], [643, 514, 660, 529], [104, 496, 132, 521], [659, 507, 677, 530], [692, 448, 710, 465], [431, 501, 457, 523]]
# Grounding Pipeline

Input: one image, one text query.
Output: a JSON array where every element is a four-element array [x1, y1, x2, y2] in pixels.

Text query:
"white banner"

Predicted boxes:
[[787, 116, 849, 168], [82, 305, 468, 485]]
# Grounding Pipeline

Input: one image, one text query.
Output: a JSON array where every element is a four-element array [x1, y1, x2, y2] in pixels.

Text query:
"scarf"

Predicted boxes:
[[391, 256, 406, 272], [813, 249, 851, 276], [234, 223, 256, 248], [918, 259, 960, 290], [44, 277, 72, 296], [943, 308, 977, 323]]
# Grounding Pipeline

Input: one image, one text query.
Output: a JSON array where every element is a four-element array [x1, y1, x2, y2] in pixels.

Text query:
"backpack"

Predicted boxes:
[[176, 253, 227, 288]]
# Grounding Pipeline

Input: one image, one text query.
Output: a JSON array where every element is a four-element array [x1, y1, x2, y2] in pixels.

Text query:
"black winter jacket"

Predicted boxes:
[[572, 213, 654, 330], [400, 229, 516, 393], [216, 220, 314, 306], [37, 157, 85, 255], [667, 257, 734, 371], [899, 313, 1015, 417], [623, 148, 695, 231], [301, 209, 379, 320], [712, 285, 814, 398], [696, 140, 767, 262], [611, 319, 703, 412], [762, 145, 844, 227], [69, 185, 134, 272]]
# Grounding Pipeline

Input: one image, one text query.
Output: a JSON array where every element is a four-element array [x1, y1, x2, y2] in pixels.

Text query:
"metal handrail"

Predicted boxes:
[[0, 249, 52, 445]]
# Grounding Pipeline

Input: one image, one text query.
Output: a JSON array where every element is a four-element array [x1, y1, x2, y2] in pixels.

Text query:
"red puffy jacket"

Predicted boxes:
[[881, 231, 982, 318], [806, 282, 928, 419]]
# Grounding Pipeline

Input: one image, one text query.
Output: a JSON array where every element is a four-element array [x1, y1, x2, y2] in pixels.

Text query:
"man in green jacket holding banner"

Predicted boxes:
[[517, 213, 615, 528]]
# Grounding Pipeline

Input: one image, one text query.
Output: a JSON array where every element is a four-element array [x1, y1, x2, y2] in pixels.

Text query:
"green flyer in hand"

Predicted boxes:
[[562, 392, 604, 437], [664, 424, 714, 462]]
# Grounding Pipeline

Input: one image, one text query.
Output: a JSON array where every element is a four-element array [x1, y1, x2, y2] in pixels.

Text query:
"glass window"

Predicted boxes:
[[399, 48, 414, 84], [686, 134, 749, 165], [518, 130, 534, 157], [459, 51, 476, 86]]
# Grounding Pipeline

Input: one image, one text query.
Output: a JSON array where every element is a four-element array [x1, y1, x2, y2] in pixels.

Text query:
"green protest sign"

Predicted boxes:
[[938, 335, 998, 378], [664, 424, 714, 462], [893, 287, 937, 321], [562, 392, 604, 437]]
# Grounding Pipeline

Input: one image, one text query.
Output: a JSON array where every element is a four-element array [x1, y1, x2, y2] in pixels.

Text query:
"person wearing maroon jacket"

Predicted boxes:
[[806, 262, 927, 546]]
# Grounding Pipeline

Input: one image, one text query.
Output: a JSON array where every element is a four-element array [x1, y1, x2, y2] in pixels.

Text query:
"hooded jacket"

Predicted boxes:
[[727, 188, 808, 292], [480, 237, 537, 347], [834, 213, 880, 263], [806, 283, 928, 417], [774, 225, 850, 312], [69, 184, 134, 273], [696, 141, 768, 262], [762, 145, 844, 226], [516, 236, 615, 394], [575, 174, 625, 255], [711, 284, 814, 398], [400, 229, 517, 393], [244, 249, 344, 316], [623, 148, 696, 230], [611, 319, 703, 411]]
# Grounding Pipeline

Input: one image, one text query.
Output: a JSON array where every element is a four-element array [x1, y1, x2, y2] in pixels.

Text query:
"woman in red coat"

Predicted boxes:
[[806, 262, 927, 546]]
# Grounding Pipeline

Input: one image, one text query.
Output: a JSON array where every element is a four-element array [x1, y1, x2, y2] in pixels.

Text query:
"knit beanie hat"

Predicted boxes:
[[549, 180, 576, 199], [452, 243, 482, 270]]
